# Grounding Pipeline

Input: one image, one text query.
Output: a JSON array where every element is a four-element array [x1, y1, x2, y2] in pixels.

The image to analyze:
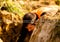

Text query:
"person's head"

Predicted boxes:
[[23, 12, 38, 32]]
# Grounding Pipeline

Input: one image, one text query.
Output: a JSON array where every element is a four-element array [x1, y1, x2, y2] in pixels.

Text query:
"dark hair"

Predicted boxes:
[[41, 12, 46, 16], [18, 13, 38, 42], [23, 12, 37, 27]]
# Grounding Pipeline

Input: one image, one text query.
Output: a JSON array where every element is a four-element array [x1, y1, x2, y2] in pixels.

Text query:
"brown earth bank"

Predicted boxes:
[[29, 5, 60, 42]]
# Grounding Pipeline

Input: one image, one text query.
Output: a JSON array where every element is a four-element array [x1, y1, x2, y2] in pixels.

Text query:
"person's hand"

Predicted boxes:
[[26, 24, 35, 32]]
